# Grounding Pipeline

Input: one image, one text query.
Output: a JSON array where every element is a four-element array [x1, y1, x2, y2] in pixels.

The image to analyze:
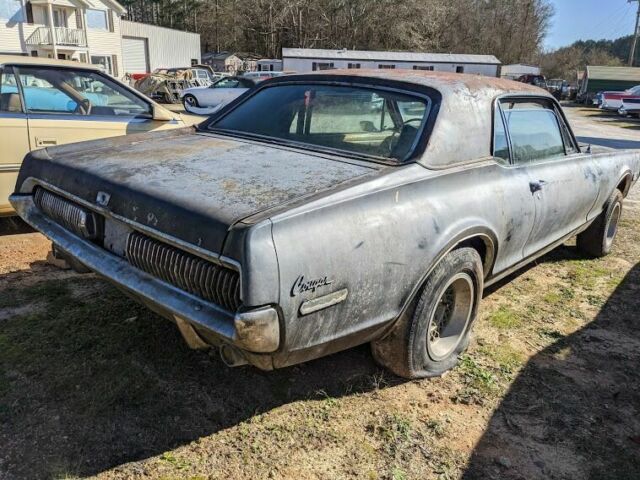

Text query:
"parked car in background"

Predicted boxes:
[[0, 56, 189, 216], [600, 85, 640, 111], [10, 71, 640, 378], [619, 98, 640, 118], [180, 75, 258, 114], [547, 79, 569, 100], [516, 74, 547, 88]]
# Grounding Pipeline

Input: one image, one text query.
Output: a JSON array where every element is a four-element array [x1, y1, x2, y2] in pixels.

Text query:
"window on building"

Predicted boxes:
[[86, 9, 107, 30], [413, 65, 434, 71], [456, 66, 464, 73], [16, 66, 151, 117], [378, 64, 396, 69], [348, 63, 361, 69], [312, 62, 334, 71], [91, 55, 113, 75]]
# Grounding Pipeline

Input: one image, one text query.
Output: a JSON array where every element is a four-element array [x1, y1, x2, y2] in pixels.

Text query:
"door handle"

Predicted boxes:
[[36, 137, 58, 147], [529, 180, 547, 194]]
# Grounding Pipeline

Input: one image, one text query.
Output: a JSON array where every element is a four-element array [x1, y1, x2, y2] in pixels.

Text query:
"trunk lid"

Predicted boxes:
[[18, 128, 378, 253]]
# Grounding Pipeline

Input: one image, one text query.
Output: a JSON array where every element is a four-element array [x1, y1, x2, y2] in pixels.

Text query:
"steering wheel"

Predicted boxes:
[[403, 118, 423, 126], [74, 98, 92, 115]]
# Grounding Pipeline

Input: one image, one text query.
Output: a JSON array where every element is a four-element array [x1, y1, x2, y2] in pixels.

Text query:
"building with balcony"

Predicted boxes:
[[0, 0, 200, 77]]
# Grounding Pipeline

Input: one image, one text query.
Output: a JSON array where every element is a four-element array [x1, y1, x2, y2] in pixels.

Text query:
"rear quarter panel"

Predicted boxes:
[[269, 160, 537, 366]]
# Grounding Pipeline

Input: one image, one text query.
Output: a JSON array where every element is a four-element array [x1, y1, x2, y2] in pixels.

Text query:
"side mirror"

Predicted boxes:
[[152, 104, 176, 121]]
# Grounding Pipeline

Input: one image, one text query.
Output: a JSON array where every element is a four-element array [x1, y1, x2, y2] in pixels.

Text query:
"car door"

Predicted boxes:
[[0, 66, 31, 215], [16, 65, 178, 151], [498, 97, 600, 257]]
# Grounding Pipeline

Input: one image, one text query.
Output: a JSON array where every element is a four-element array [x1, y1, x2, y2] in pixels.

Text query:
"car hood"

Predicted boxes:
[[16, 127, 379, 253]]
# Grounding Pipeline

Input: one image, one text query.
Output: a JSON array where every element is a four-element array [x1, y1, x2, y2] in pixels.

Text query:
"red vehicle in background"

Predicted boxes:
[[599, 85, 640, 111]]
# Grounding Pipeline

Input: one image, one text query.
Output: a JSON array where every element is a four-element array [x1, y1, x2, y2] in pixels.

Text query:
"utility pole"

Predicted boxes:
[[630, 0, 640, 66]]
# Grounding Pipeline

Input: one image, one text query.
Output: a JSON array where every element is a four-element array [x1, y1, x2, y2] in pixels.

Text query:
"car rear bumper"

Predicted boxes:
[[9, 193, 280, 355]]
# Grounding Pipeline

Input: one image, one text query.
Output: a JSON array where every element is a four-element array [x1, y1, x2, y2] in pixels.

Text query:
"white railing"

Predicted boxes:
[[26, 27, 87, 47]]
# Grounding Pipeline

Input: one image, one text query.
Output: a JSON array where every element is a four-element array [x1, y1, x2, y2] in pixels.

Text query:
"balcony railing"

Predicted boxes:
[[26, 27, 87, 47]]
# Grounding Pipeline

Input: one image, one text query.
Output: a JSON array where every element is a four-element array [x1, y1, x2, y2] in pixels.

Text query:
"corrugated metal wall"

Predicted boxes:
[[120, 20, 200, 73]]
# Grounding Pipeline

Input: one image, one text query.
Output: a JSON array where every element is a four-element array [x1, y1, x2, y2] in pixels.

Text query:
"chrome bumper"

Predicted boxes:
[[10, 193, 280, 353]]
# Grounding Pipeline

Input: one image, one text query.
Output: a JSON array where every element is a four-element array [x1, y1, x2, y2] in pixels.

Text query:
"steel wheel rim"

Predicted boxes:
[[185, 95, 197, 107], [606, 203, 621, 247], [426, 273, 474, 361]]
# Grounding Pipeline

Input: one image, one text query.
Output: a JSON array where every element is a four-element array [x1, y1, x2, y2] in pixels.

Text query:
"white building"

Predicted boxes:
[[0, 0, 200, 77], [282, 48, 501, 76], [500, 63, 541, 80]]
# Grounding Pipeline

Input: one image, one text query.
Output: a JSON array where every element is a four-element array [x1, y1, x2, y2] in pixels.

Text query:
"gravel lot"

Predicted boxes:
[[0, 105, 638, 480]]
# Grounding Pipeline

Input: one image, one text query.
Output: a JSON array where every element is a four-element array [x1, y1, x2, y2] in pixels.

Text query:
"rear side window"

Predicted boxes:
[[495, 98, 570, 165]]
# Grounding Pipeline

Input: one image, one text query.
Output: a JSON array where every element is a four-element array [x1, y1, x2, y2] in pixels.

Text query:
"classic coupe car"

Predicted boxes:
[[10, 71, 640, 378], [0, 56, 189, 216], [180, 75, 258, 114]]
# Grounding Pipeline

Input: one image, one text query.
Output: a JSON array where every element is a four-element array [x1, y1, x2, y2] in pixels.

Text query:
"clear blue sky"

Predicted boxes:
[[545, 0, 638, 49]]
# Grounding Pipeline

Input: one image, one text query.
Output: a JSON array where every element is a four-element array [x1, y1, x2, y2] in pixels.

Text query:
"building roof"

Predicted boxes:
[[586, 66, 640, 82], [0, 55, 101, 69], [202, 52, 237, 61], [281, 48, 501, 65]]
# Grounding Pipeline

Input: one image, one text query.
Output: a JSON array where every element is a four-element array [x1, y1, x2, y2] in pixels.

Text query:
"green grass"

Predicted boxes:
[[488, 306, 522, 330]]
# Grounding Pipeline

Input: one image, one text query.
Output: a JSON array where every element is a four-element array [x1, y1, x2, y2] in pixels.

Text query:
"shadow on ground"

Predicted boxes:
[[0, 264, 392, 479], [464, 263, 640, 479], [0, 217, 34, 236], [576, 135, 640, 150]]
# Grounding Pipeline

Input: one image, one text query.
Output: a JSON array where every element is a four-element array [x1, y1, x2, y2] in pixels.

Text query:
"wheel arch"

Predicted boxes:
[[392, 226, 498, 329], [617, 171, 633, 198]]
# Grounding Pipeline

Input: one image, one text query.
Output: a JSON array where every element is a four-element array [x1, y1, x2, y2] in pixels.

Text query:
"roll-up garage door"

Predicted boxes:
[[122, 36, 149, 74]]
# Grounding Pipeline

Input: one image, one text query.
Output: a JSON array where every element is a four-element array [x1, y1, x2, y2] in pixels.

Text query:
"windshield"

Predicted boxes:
[[207, 84, 430, 161]]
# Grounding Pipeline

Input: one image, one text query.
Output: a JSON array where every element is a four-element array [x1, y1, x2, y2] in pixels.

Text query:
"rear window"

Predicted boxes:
[[207, 84, 431, 161]]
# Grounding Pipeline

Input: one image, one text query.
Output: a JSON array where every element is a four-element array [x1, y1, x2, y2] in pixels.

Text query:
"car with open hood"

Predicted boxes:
[[10, 70, 640, 378]]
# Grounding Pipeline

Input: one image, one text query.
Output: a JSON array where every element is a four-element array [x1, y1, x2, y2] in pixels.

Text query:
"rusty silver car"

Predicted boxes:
[[10, 70, 640, 378]]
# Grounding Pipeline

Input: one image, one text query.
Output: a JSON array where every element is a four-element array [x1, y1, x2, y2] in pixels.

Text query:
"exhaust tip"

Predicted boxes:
[[219, 344, 248, 367]]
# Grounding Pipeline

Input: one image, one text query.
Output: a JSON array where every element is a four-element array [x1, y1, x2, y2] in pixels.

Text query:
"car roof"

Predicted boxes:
[[0, 55, 101, 70], [279, 69, 547, 96], [262, 69, 554, 168]]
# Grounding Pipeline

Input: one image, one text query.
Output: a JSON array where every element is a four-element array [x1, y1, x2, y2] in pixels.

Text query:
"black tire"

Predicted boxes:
[[183, 94, 199, 109], [577, 189, 623, 258], [371, 247, 483, 379]]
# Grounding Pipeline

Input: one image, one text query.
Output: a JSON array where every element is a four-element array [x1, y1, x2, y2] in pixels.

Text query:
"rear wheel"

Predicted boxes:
[[577, 189, 623, 258], [183, 94, 199, 110], [371, 247, 483, 379]]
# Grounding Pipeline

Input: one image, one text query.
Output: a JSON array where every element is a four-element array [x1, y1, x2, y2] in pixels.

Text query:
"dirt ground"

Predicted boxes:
[[0, 106, 639, 480]]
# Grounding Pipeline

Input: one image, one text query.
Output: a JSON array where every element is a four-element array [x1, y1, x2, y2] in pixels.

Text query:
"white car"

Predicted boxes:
[[180, 76, 257, 114]]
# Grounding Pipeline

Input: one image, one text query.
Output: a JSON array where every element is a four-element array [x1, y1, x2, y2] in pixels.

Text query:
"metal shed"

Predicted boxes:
[[580, 66, 640, 96], [282, 48, 502, 77]]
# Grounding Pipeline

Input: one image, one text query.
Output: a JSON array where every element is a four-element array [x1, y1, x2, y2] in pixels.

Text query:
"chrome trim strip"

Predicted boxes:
[[26, 113, 156, 123], [10, 193, 238, 342], [19, 177, 241, 273], [0, 163, 21, 173], [299, 288, 348, 316]]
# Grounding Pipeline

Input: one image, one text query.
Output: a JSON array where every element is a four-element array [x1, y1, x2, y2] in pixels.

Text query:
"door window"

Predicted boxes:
[[16, 66, 151, 117], [0, 67, 22, 113], [498, 99, 566, 165], [212, 77, 240, 88]]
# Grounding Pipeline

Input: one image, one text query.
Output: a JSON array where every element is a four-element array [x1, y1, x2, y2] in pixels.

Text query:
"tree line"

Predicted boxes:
[[119, 0, 554, 64], [539, 36, 638, 82]]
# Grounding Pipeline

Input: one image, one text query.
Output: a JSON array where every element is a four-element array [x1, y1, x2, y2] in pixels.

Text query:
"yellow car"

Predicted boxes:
[[0, 55, 191, 216]]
